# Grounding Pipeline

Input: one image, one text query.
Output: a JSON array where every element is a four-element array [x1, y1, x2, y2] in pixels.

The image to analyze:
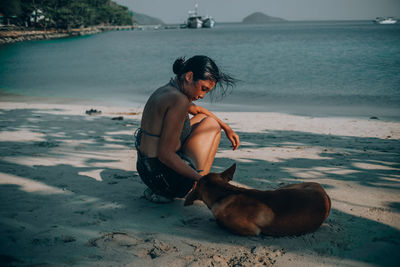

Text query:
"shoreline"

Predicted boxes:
[[1, 90, 399, 122], [0, 100, 399, 266], [0, 25, 135, 44]]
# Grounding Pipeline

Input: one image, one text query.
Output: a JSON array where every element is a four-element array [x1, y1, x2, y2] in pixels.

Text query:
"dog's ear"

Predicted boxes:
[[184, 183, 199, 206], [220, 163, 236, 181]]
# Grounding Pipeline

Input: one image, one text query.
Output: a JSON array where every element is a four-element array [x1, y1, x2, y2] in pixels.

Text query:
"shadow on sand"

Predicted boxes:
[[0, 107, 399, 266]]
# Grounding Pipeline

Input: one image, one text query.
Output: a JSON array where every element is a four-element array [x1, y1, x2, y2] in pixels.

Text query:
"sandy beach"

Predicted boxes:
[[0, 100, 399, 266]]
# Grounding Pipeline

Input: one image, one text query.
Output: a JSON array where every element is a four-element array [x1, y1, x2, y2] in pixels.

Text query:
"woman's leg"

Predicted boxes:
[[182, 114, 221, 176]]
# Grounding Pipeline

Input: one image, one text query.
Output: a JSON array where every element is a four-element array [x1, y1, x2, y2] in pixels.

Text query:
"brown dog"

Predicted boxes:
[[184, 164, 331, 236]]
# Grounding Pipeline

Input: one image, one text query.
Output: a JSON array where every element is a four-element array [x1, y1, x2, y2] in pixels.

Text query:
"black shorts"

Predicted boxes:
[[136, 151, 196, 199]]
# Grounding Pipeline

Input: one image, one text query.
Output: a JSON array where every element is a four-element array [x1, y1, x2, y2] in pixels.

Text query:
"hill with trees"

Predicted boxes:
[[242, 12, 285, 24], [0, 0, 134, 29]]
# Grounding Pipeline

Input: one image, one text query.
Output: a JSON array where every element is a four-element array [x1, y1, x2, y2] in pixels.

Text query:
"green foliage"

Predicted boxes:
[[1, 0, 134, 28], [0, 0, 21, 17]]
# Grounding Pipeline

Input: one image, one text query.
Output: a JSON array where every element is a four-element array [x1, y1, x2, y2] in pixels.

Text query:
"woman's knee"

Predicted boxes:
[[199, 116, 221, 133], [191, 114, 221, 132], [190, 113, 207, 126]]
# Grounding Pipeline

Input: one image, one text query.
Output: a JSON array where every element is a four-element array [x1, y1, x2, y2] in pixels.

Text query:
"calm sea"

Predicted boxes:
[[1, 21, 399, 119]]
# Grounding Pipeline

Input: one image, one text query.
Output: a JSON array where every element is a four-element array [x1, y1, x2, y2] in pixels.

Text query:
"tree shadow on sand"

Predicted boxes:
[[217, 129, 399, 189], [210, 129, 400, 265], [0, 107, 399, 266]]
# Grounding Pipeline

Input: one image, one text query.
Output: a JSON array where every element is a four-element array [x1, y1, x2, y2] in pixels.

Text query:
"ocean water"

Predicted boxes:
[[1, 21, 399, 119]]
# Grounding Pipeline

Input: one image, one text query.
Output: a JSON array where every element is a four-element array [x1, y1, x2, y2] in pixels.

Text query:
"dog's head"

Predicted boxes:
[[184, 163, 236, 206]]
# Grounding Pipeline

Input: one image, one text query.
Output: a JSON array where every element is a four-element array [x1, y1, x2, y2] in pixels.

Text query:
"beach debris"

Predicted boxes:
[[85, 109, 102, 115], [369, 116, 379, 120], [111, 116, 124, 120]]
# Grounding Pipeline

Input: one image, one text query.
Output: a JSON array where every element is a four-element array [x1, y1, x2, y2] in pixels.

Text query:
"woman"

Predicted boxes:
[[135, 55, 239, 203]]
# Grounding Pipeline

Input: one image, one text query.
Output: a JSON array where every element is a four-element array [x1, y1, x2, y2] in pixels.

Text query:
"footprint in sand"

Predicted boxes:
[[87, 232, 177, 259], [185, 244, 283, 267], [35, 141, 59, 148], [181, 217, 204, 225], [55, 235, 76, 243], [113, 174, 130, 179]]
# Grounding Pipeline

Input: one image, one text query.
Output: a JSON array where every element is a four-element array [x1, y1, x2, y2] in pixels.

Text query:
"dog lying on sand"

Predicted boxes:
[[184, 164, 331, 236]]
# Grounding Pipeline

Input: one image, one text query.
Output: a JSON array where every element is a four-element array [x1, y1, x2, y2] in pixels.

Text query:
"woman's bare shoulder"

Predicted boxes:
[[144, 84, 189, 117], [155, 83, 189, 107]]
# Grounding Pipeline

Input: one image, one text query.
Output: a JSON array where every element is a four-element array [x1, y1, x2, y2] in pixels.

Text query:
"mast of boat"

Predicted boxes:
[[194, 0, 199, 16]]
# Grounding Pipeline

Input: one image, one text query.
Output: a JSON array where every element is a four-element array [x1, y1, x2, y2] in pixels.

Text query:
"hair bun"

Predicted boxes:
[[173, 57, 186, 75]]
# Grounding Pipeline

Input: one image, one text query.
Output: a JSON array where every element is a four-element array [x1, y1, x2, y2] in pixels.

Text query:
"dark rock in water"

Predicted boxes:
[[242, 12, 285, 24], [86, 109, 102, 115], [111, 116, 124, 120], [369, 116, 379, 120]]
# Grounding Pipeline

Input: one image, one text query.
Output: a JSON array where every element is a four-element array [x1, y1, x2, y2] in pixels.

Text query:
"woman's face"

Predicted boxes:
[[184, 72, 216, 102]]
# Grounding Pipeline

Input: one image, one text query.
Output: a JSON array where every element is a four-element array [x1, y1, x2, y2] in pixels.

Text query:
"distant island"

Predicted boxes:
[[242, 12, 285, 24]]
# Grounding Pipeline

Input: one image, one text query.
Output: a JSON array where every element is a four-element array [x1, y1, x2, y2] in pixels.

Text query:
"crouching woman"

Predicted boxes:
[[135, 55, 239, 203]]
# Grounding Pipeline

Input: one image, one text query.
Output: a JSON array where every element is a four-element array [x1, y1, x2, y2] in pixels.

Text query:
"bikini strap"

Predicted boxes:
[[134, 127, 160, 151], [141, 128, 161, 138]]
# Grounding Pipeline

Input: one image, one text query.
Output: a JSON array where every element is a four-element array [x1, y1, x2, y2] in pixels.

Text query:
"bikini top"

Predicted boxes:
[[135, 78, 192, 147]]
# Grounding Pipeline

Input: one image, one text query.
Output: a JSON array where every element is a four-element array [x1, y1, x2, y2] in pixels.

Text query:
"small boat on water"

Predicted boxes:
[[187, 9, 203, 29], [185, 1, 215, 29], [373, 17, 397, 24], [202, 15, 215, 28]]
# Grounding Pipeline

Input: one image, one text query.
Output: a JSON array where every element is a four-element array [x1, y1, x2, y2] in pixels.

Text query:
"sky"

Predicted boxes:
[[115, 0, 400, 23]]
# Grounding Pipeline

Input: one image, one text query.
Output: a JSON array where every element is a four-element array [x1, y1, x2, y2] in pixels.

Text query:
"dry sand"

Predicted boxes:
[[0, 101, 399, 266]]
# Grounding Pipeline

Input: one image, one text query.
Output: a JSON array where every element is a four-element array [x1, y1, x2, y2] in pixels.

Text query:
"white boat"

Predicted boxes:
[[185, 1, 215, 29], [187, 14, 203, 28], [373, 17, 397, 24], [202, 16, 215, 28]]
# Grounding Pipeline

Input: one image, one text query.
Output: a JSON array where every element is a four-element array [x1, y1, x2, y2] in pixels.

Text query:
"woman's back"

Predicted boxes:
[[138, 82, 189, 157]]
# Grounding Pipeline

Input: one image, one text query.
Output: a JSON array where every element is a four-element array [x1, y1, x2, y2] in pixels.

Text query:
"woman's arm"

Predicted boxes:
[[188, 103, 240, 150], [157, 97, 203, 181]]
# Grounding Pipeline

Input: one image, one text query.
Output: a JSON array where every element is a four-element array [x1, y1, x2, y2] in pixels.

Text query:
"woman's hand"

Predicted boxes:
[[223, 125, 240, 150]]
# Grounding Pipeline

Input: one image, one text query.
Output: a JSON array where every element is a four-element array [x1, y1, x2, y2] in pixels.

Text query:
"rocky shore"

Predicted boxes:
[[0, 25, 135, 44]]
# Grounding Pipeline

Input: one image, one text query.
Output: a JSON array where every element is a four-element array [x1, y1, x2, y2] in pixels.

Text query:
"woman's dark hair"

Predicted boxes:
[[173, 55, 236, 100]]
